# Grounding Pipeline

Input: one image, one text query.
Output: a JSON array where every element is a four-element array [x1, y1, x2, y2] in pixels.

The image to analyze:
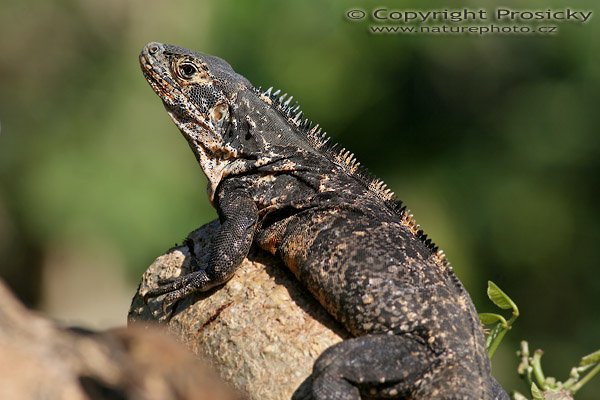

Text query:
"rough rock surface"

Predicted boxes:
[[129, 220, 346, 400]]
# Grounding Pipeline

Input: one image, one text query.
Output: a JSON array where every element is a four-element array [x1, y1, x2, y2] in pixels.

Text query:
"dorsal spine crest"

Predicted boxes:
[[255, 86, 445, 260]]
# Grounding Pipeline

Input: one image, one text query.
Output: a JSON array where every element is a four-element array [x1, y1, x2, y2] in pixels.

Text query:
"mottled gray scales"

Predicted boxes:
[[140, 42, 509, 399]]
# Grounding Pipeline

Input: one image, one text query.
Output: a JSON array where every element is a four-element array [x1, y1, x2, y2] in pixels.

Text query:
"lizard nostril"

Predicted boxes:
[[148, 43, 160, 54]]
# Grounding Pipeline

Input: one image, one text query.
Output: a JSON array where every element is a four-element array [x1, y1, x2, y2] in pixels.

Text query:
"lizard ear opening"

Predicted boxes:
[[210, 102, 230, 131]]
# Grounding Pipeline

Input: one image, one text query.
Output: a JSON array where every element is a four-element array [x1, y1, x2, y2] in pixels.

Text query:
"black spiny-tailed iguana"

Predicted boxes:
[[140, 42, 509, 400]]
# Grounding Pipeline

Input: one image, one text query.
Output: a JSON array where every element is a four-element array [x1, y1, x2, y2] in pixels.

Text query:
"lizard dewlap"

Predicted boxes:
[[140, 42, 509, 400]]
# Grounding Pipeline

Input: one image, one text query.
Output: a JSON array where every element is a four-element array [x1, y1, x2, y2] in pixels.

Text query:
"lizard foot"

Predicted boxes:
[[143, 270, 211, 304], [306, 334, 434, 400]]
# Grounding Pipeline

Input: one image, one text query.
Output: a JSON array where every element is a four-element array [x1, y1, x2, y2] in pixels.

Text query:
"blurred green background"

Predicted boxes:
[[0, 0, 598, 396]]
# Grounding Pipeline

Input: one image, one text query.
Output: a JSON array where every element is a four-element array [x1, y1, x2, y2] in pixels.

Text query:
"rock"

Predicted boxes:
[[0, 279, 241, 400], [129, 220, 346, 400]]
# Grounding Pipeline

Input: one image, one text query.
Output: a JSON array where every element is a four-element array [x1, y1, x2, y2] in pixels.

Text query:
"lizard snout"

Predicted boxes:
[[144, 42, 163, 56]]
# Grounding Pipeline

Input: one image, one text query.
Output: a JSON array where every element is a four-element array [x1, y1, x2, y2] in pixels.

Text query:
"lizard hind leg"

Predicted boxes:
[[303, 334, 436, 400]]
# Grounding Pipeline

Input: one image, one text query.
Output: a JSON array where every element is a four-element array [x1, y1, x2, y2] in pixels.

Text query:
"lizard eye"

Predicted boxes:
[[177, 62, 198, 79]]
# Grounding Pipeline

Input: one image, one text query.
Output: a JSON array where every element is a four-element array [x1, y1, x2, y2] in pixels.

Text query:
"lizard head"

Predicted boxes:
[[140, 42, 253, 198], [140, 42, 327, 202]]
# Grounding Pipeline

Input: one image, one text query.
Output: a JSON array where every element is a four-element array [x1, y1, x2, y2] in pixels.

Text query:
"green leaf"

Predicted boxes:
[[530, 382, 544, 400], [580, 349, 600, 366], [487, 281, 518, 314], [479, 313, 507, 326]]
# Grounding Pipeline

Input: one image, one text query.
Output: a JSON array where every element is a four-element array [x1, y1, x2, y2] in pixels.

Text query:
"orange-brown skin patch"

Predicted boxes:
[[172, 58, 212, 85]]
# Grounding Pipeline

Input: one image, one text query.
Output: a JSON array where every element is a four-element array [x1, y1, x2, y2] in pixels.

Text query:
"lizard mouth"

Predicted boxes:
[[139, 44, 216, 137], [139, 49, 177, 106]]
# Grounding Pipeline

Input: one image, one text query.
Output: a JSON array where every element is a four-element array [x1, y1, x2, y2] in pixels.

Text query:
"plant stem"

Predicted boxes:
[[571, 362, 600, 393], [487, 327, 507, 359], [531, 350, 546, 389]]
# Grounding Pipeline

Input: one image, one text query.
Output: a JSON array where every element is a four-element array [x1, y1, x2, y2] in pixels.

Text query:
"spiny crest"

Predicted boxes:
[[398, 208, 441, 254], [258, 86, 304, 128], [368, 179, 394, 200], [306, 124, 330, 149], [256, 86, 399, 202], [255, 86, 446, 261], [258, 86, 336, 153], [335, 148, 361, 174], [385, 200, 445, 258]]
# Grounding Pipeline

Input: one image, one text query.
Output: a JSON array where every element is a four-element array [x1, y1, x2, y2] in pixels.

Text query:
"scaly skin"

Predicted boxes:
[[140, 42, 509, 400]]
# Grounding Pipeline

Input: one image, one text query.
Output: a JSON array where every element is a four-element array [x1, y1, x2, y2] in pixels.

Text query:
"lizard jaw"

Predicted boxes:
[[165, 110, 231, 204], [140, 42, 238, 202]]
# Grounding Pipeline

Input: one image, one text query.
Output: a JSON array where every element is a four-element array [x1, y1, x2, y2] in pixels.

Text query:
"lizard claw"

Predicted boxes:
[[143, 270, 212, 304]]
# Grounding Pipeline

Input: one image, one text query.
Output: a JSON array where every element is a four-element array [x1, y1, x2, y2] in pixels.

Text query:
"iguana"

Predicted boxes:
[[140, 42, 509, 400]]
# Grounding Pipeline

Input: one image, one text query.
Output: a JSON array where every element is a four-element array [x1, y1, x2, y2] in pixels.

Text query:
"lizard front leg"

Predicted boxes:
[[144, 185, 258, 305]]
